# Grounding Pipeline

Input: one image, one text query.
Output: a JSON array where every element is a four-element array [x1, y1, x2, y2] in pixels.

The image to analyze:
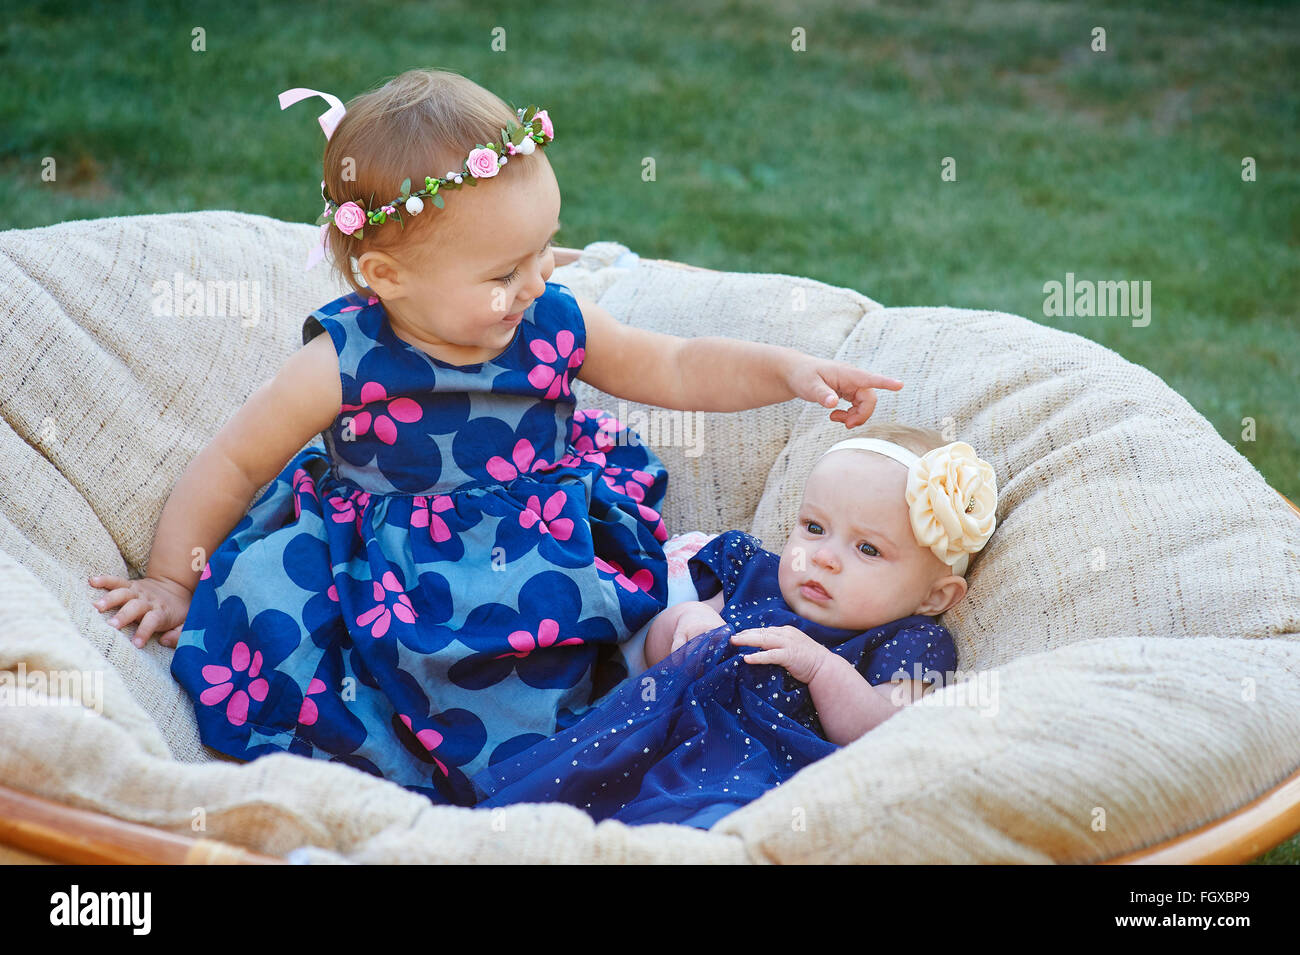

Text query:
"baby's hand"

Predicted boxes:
[[88, 573, 193, 649], [786, 358, 903, 429], [669, 602, 728, 653], [731, 625, 831, 684]]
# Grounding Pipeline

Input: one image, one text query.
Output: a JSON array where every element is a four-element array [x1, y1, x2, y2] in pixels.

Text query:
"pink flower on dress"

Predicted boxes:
[[339, 296, 379, 313], [329, 490, 371, 537], [198, 640, 266, 728], [602, 467, 667, 538], [291, 467, 316, 520], [399, 713, 449, 776], [341, 381, 423, 446], [603, 467, 670, 540], [594, 556, 656, 594], [292, 467, 316, 494], [519, 490, 573, 540], [602, 466, 655, 503], [466, 147, 500, 179], [298, 677, 327, 726], [569, 410, 619, 459], [551, 451, 585, 469], [641, 506, 669, 542], [486, 437, 551, 481], [496, 618, 583, 660], [527, 331, 584, 400], [356, 570, 417, 639], [411, 494, 456, 543]]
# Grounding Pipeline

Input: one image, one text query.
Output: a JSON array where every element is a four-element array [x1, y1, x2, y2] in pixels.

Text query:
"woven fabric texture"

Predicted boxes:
[[0, 210, 1297, 863]]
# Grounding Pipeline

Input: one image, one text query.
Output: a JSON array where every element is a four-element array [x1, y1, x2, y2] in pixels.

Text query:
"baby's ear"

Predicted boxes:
[[922, 573, 967, 616], [945, 574, 969, 611]]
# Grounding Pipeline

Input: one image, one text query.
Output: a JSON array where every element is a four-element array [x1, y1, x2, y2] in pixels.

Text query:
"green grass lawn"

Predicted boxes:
[[2, 0, 1297, 862]]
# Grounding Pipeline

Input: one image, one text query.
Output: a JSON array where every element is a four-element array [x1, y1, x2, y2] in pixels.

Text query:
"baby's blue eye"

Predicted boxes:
[[858, 542, 879, 557], [805, 520, 822, 534]]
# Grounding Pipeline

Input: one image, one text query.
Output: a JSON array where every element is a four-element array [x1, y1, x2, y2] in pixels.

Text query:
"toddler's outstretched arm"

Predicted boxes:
[[574, 294, 902, 428], [89, 334, 342, 647]]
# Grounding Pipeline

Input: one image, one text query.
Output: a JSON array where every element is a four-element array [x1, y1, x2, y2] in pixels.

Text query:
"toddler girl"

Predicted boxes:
[[86, 68, 904, 806], [470, 424, 998, 827]]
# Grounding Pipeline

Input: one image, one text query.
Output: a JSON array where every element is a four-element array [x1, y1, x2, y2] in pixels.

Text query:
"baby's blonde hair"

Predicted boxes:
[[835, 421, 950, 457], [320, 68, 546, 297]]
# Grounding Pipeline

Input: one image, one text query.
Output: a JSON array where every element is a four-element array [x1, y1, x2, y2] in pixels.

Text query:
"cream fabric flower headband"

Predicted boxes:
[[818, 438, 998, 576], [277, 87, 555, 269]]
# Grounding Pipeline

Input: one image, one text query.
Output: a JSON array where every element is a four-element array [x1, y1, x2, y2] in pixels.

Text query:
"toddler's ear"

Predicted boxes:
[[356, 250, 406, 300]]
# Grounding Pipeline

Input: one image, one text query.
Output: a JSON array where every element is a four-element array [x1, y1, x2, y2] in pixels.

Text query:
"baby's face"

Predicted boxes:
[[777, 450, 966, 632]]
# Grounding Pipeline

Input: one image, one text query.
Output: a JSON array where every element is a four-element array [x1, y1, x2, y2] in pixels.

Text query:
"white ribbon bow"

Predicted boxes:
[[278, 87, 348, 270]]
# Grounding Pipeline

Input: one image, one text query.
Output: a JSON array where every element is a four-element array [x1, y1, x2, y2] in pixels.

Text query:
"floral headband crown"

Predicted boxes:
[[277, 86, 555, 270], [818, 438, 998, 576]]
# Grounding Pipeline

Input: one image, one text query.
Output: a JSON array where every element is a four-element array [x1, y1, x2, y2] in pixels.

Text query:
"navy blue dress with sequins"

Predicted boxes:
[[170, 282, 670, 807], [469, 529, 957, 828]]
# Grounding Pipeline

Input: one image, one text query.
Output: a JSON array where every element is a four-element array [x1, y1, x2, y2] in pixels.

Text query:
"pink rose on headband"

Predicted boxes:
[[534, 109, 554, 140], [466, 147, 500, 179], [333, 202, 366, 235]]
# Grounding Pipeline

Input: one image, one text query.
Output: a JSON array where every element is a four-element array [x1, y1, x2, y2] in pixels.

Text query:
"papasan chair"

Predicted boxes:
[[0, 210, 1297, 864]]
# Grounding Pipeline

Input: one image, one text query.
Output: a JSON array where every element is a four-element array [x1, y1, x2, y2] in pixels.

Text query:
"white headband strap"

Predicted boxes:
[[819, 437, 921, 471]]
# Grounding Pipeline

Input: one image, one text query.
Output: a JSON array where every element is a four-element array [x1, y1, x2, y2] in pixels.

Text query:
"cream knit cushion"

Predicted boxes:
[[750, 306, 1300, 662], [735, 305, 1300, 857], [0, 211, 351, 571], [1, 211, 1297, 863], [0, 211, 353, 765]]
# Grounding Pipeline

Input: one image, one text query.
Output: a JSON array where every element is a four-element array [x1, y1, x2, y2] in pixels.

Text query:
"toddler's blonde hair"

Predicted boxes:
[[320, 68, 546, 297]]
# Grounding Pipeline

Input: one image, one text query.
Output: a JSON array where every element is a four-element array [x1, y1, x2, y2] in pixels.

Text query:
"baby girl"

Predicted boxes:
[[470, 423, 998, 827]]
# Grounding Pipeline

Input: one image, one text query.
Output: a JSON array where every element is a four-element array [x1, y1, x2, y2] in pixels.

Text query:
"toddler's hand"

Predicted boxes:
[[786, 358, 903, 429], [731, 625, 831, 684], [88, 573, 193, 649], [669, 603, 728, 653]]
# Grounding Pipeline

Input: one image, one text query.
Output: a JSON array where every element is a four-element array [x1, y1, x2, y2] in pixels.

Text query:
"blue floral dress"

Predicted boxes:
[[469, 530, 957, 828], [171, 281, 670, 806]]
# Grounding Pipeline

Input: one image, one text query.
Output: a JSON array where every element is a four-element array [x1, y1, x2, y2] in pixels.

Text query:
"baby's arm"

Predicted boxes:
[[91, 333, 341, 643], [643, 589, 727, 667], [805, 655, 934, 746], [573, 293, 902, 428], [730, 625, 933, 745]]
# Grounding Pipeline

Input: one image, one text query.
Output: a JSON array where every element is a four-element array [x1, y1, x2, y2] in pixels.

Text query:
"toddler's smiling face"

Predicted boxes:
[[356, 152, 563, 366], [777, 449, 968, 632]]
